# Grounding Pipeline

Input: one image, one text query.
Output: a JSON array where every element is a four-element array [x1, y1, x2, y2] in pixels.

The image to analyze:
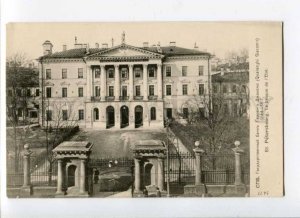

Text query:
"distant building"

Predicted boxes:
[[211, 67, 249, 117], [6, 63, 40, 124], [38, 36, 212, 129]]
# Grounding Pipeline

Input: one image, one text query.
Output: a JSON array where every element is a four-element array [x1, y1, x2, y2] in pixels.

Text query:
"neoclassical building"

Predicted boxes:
[[38, 37, 212, 129]]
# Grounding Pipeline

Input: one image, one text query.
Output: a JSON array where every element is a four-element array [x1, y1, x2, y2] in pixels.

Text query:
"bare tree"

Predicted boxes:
[[6, 53, 37, 172], [43, 99, 79, 185]]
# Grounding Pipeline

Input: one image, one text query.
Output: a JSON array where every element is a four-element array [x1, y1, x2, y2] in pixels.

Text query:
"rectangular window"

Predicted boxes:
[[62, 69, 67, 79], [62, 88, 67, 97], [26, 89, 31, 97], [62, 110, 68, 121], [35, 89, 40, 96], [213, 85, 218, 93], [122, 86, 127, 97], [166, 66, 171, 77], [183, 108, 189, 119], [46, 110, 52, 121], [78, 109, 84, 120], [135, 86, 141, 96], [166, 108, 172, 119], [166, 85, 172, 96], [121, 68, 128, 78], [232, 84, 237, 93], [223, 103, 229, 114], [95, 68, 100, 78], [199, 108, 205, 119], [30, 111, 38, 118], [134, 67, 141, 78], [198, 66, 204, 76], [17, 108, 22, 117], [148, 68, 155, 77], [149, 85, 155, 96], [95, 86, 100, 97], [78, 87, 83, 97], [46, 69, 51, 79], [182, 84, 188, 95], [16, 89, 22, 97], [78, 68, 83, 78], [108, 69, 114, 78], [46, 87, 51, 98], [182, 66, 187, 76], [223, 84, 227, 93], [199, 84, 204, 95], [233, 103, 238, 116], [109, 86, 114, 96], [150, 107, 156, 120]]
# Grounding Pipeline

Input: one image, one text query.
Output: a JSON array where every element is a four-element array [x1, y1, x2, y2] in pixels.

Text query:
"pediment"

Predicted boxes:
[[87, 44, 163, 59], [45, 81, 55, 86]]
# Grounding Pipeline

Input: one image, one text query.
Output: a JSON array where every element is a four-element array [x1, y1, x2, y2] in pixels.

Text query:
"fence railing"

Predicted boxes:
[[165, 152, 249, 186]]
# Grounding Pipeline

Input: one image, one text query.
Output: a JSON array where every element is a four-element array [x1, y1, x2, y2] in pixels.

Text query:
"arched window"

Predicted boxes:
[[150, 107, 156, 120], [94, 108, 99, 121]]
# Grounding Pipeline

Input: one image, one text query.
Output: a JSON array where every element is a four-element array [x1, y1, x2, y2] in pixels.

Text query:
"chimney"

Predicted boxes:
[[143, 42, 149, 48], [169, 41, 176, 47], [63, 45, 67, 51], [86, 44, 90, 54], [102, 43, 108, 49], [157, 42, 162, 53], [194, 42, 199, 50], [42, 40, 53, 55], [95, 43, 99, 48]]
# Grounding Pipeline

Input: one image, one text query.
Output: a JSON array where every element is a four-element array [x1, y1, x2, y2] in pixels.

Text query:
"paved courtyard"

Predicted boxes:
[[71, 129, 168, 158]]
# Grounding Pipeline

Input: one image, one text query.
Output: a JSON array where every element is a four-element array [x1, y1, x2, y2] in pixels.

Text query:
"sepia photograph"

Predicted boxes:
[[5, 22, 282, 199]]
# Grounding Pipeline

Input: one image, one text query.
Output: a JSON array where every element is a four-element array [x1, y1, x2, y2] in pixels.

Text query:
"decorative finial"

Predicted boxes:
[[122, 31, 125, 44], [112, 38, 114, 47], [75, 36, 77, 44]]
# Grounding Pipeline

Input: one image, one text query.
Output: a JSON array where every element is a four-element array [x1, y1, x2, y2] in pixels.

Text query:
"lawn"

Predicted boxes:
[[71, 129, 168, 158]]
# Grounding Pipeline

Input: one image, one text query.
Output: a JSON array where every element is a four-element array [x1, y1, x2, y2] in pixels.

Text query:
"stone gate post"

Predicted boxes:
[[20, 144, 32, 196], [232, 140, 246, 193], [194, 147, 205, 186]]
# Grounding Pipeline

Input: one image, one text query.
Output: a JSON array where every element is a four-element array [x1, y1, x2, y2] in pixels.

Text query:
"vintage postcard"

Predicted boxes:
[[5, 22, 283, 198]]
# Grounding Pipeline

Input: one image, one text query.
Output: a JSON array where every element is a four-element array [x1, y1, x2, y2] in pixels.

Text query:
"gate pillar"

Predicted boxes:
[[53, 141, 93, 197], [133, 140, 167, 196]]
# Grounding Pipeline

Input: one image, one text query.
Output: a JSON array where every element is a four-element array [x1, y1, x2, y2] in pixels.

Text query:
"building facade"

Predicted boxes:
[[38, 38, 212, 129]]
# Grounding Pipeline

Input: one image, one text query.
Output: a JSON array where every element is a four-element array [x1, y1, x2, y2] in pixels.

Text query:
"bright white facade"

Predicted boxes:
[[38, 39, 211, 129]]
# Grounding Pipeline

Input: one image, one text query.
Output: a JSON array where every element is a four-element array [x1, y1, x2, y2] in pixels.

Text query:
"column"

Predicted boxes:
[[143, 64, 148, 100], [56, 159, 64, 195], [100, 65, 106, 101], [22, 144, 31, 187], [115, 64, 120, 101], [233, 141, 244, 186], [86, 66, 92, 98], [129, 65, 134, 100], [157, 157, 165, 191], [80, 159, 86, 194], [134, 158, 141, 193], [194, 147, 205, 186], [157, 64, 162, 100]]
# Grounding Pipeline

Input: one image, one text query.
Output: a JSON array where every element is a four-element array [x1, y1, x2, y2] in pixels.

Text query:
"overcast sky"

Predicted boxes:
[[6, 22, 253, 61]]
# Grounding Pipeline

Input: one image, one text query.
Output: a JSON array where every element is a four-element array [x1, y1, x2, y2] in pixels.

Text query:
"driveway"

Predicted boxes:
[[71, 129, 167, 158]]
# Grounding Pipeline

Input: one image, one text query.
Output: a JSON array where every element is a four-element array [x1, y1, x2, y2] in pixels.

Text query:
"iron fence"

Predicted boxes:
[[165, 152, 249, 186]]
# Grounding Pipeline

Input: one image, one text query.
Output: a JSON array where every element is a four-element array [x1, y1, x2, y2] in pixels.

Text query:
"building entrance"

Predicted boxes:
[[134, 106, 143, 128], [106, 106, 115, 128], [120, 106, 129, 128]]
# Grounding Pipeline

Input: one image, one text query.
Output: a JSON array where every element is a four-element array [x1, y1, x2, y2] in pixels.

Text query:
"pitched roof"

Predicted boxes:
[[144, 46, 210, 57], [39, 44, 210, 60], [212, 71, 249, 83]]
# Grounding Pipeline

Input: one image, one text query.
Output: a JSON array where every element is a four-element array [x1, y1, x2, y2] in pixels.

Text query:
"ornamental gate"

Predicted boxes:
[[88, 157, 134, 196]]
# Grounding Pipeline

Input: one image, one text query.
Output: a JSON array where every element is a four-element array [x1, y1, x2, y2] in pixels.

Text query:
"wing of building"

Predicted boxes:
[[38, 40, 212, 129]]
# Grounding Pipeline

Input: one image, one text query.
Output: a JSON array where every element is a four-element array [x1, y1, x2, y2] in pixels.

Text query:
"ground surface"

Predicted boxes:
[[71, 129, 168, 158]]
